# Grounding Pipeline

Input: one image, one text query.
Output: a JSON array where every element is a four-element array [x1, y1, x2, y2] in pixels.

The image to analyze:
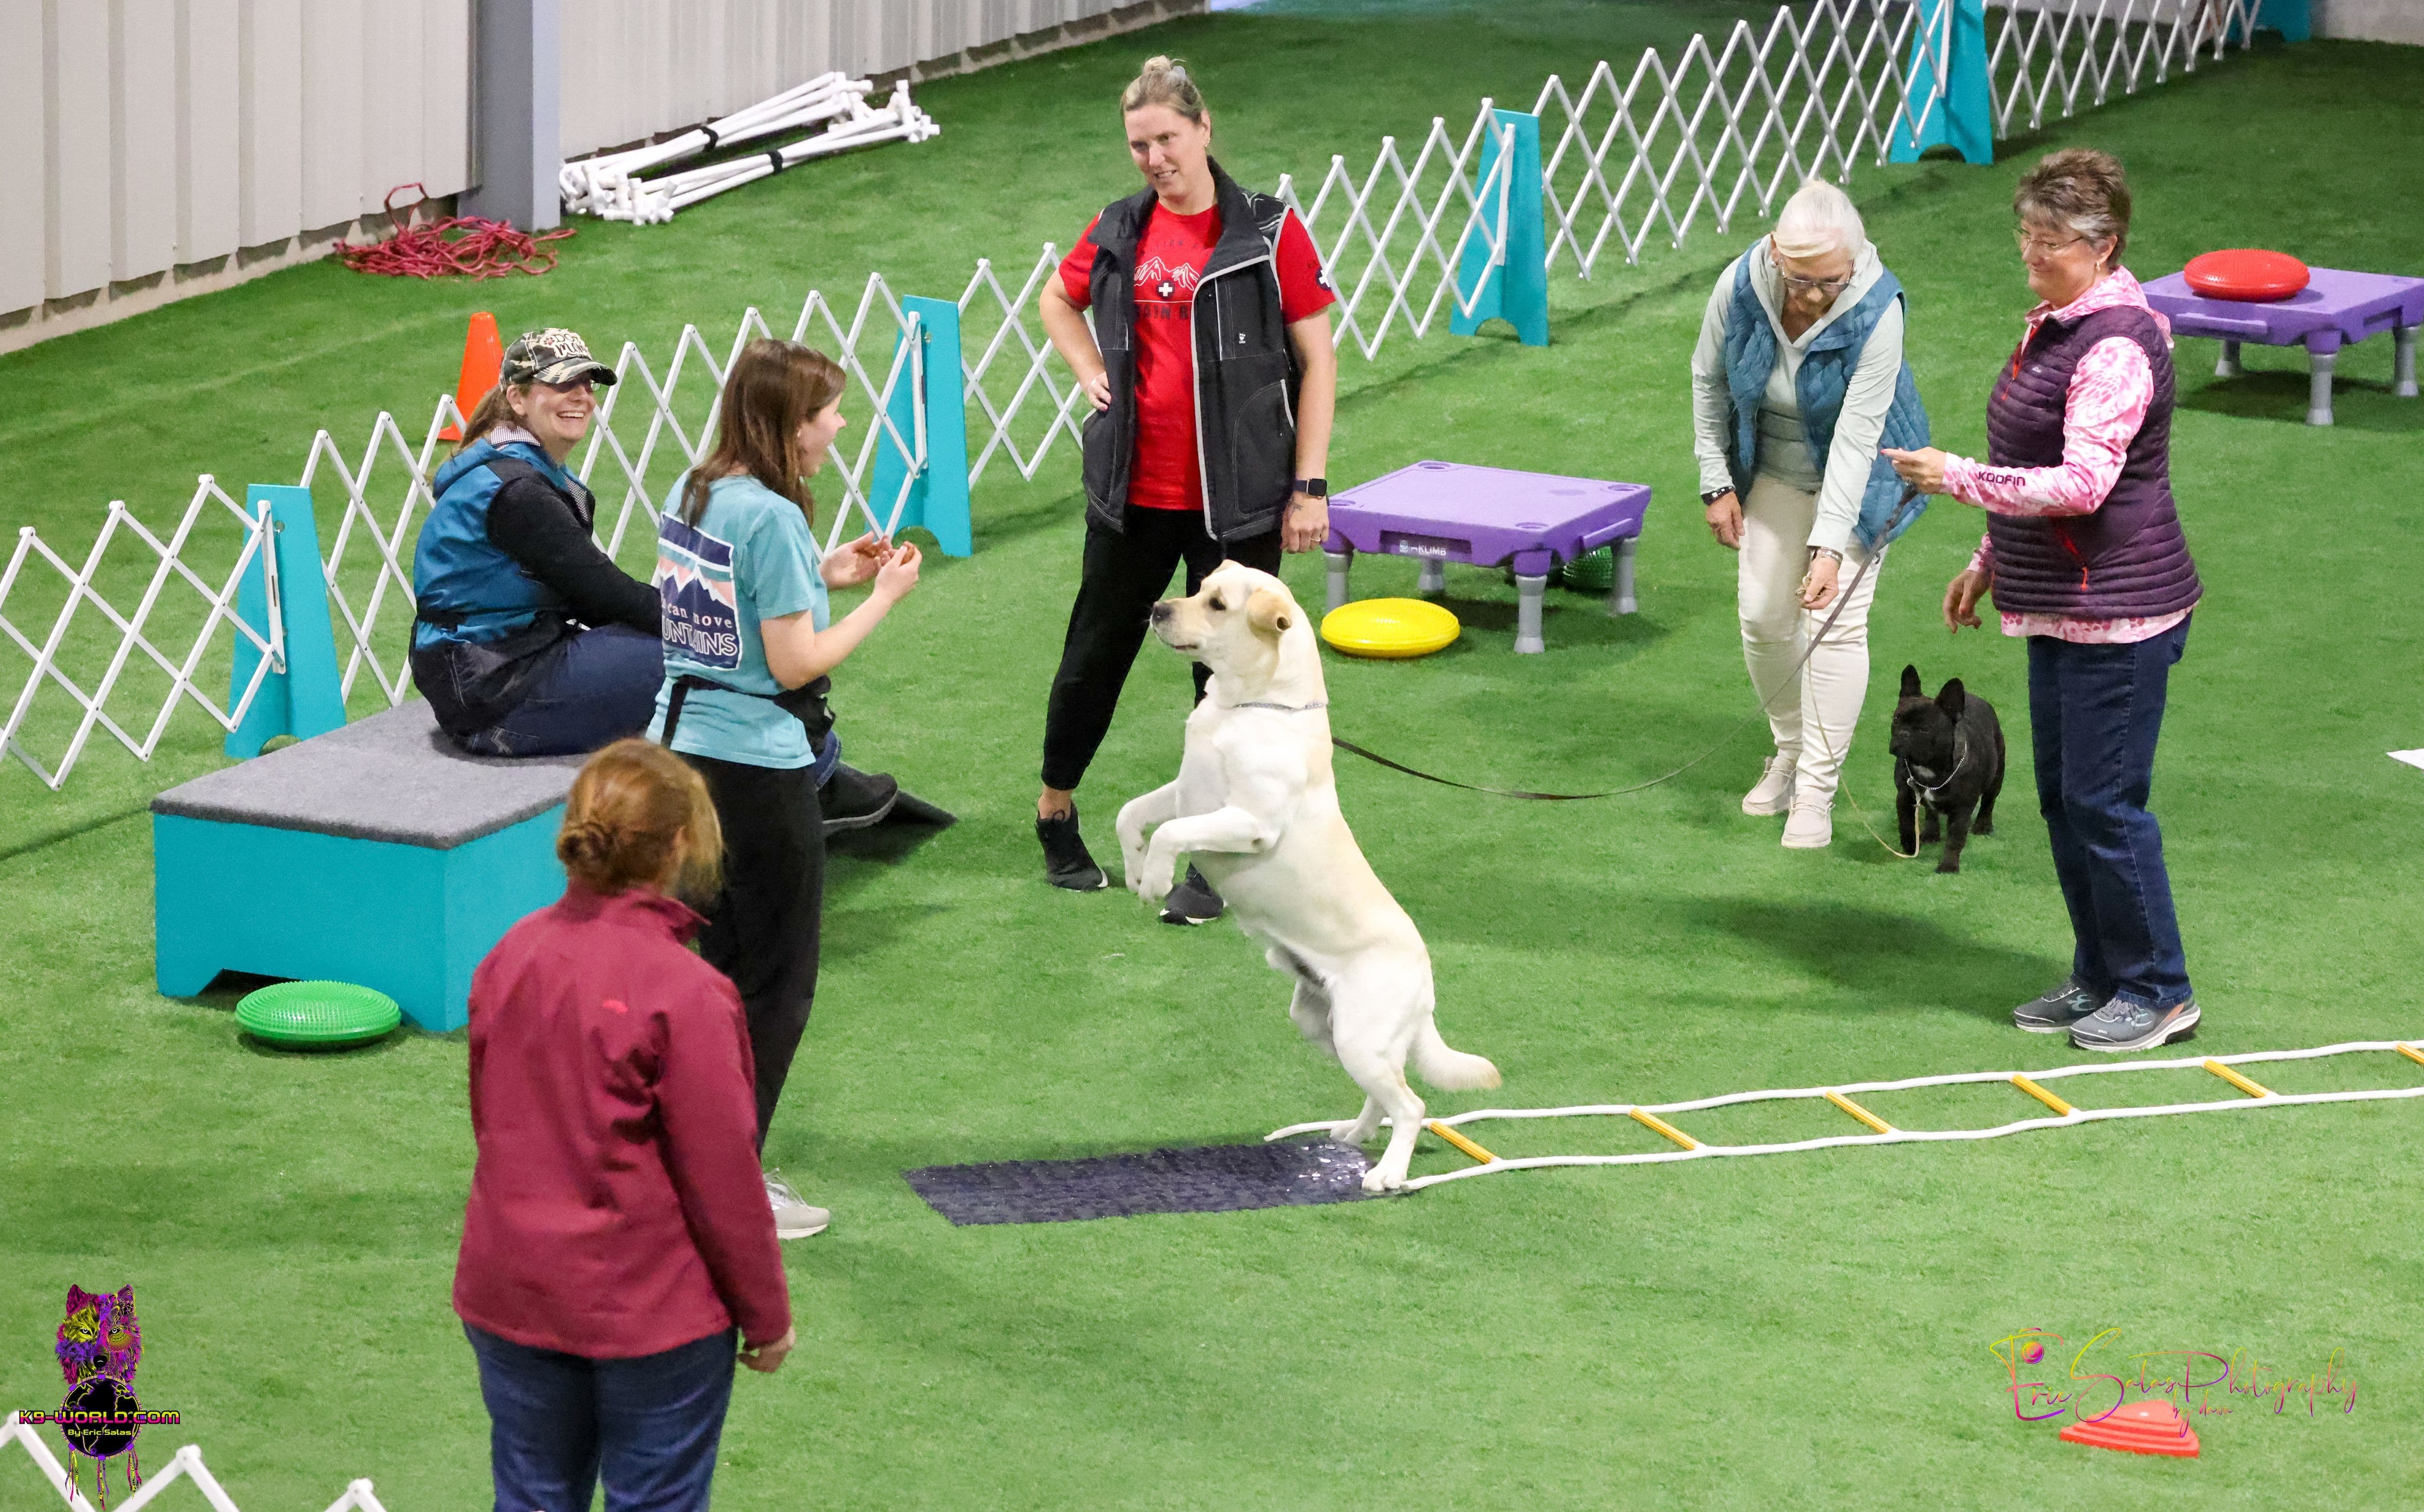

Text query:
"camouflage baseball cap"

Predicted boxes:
[[500, 328, 618, 387]]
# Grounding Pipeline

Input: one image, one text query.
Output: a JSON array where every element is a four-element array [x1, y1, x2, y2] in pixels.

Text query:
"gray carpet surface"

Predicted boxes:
[[904, 1139, 1373, 1225], [150, 703, 583, 848]]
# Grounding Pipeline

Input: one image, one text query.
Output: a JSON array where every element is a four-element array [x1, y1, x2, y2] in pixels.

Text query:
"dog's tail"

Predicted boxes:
[[1413, 1017, 1500, 1091]]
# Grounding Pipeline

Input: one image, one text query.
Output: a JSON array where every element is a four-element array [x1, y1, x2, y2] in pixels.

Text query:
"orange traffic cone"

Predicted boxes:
[[2059, 1399, 2200, 1458], [437, 312, 505, 441]]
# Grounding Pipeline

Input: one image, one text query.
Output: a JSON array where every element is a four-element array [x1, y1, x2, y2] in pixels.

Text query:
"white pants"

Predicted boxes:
[[1737, 473, 1886, 807]]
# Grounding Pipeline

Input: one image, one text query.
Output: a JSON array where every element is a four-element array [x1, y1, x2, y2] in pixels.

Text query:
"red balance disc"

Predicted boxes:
[[2183, 248, 2311, 303]]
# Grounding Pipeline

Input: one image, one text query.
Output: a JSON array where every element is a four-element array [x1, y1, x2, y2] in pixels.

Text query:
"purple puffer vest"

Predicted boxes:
[[1984, 304, 2200, 619]]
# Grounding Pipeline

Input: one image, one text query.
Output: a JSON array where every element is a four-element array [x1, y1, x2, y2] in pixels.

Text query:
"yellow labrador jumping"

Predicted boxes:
[[1118, 562, 1499, 1193]]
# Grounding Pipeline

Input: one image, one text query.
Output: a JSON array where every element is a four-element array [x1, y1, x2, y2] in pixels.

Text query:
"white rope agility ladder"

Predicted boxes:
[[1269, 1040, 2424, 1192]]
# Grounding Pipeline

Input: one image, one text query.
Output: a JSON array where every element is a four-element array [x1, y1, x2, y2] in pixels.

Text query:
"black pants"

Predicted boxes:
[[1040, 510, 1283, 792], [686, 753, 823, 1148]]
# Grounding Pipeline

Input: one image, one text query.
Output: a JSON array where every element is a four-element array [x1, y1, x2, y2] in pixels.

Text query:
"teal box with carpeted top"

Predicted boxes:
[[152, 702, 579, 1032]]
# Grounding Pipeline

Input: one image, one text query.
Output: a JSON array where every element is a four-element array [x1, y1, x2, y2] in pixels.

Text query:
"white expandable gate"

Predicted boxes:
[[2, 1412, 388, 1512], [559, 74, 941, 225], [1268, 1040, 2424, 1191], [1, 0, 2277, 791]]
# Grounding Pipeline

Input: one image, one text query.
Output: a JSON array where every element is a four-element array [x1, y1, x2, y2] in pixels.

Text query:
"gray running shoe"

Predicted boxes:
[[2013, 980, 2100, 1034], [764, 1169, 829, 1239], [1159, 864, 1225, 926], [2070, 997, 2199, 1054]]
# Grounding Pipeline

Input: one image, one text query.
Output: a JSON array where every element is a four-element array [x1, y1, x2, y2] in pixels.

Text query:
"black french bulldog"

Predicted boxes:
[[1889, 665, 2007, 874]]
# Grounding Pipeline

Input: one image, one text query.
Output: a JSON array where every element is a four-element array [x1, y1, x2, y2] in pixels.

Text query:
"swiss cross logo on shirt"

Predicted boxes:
[[1135, 255, 1200, 303]]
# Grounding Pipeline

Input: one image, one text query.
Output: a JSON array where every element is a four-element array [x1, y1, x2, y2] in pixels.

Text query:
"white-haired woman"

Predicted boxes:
[[1689, 179, 1933, 847]]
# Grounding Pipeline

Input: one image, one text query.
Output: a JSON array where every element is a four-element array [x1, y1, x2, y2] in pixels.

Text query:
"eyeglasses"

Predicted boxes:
[[1779, 273, 1853, 295], [2014, 229, 2089, 258]]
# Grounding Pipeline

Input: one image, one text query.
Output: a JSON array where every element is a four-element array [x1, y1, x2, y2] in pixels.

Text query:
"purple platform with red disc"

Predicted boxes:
[[2142, 266, 2422, 426], [1322, 460, 1652, 653]]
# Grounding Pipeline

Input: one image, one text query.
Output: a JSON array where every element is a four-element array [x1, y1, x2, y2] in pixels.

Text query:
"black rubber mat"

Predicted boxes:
[[904, 1139, 1371, 1225]]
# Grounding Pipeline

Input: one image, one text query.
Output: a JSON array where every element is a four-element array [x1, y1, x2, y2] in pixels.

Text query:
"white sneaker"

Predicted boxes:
[[1742, 754, 1797, 816], [764, 1170, 829, 1239], [1781, 799, 1833, 849]]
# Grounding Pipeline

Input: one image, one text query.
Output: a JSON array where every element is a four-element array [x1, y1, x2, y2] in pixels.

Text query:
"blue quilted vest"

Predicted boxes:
[[412, 438, 584, 648], [1722, 243, 1932, 549]]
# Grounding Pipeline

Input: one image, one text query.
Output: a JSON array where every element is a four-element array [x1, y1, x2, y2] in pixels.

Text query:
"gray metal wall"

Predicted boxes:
[[2, 0, 472, 345], [1, 0, 1200, 351], [561, 0, 1201, 160]]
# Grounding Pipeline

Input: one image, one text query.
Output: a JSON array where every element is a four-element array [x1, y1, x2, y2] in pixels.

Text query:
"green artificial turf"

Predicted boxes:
[[4, 5, 2421, 1508]]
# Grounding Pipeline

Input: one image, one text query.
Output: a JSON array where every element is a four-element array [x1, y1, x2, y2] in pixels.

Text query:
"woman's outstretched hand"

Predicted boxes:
[[821, 531, 891, 589], [1882, 446, 1948, 494], [874, 541, 923, 603], [1943, 567, 1989, 633]]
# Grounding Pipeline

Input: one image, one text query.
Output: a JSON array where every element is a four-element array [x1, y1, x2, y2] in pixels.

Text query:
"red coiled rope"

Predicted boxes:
[[338, 183, 575, 280]]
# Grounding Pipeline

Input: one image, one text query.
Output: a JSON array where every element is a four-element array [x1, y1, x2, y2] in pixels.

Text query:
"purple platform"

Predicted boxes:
[[2142, 267, 2423, 426], [1322, 461, 1653, 653]]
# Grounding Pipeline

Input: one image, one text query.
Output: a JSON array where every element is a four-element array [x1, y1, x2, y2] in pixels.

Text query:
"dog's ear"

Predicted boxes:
[[1245, 587, 1294, 639], [1936, 677, 1967, 720], [1899, 664, 1923, 698]]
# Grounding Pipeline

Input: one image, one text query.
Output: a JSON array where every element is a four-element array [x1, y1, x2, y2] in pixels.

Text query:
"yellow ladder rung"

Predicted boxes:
[[2397, 1043, 2424, 1070], [1629, 1107, 1698, 1151], [2011, 1074, 2075, 1117], [1825, 1090, 1894, 1134], [1426, 1120, 1497, 1166], [2204, 1059, 2272, 1099]]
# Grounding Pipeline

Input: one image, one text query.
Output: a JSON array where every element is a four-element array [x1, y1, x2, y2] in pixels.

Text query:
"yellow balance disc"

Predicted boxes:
[[1320, 597, 1461, 659]]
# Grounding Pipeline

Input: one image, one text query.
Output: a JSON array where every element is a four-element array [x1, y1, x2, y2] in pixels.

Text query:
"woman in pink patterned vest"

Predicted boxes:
[[1884, 148, 2202, 1055]]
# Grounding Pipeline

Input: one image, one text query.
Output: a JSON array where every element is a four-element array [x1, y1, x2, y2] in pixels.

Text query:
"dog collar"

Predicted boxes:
[[1228, 700, 1329, 714]]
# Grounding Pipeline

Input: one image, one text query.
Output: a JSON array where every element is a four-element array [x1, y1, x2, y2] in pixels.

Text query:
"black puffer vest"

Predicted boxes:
[[1080, 160, 1300, 542], [1984, 301, 2201, 619]]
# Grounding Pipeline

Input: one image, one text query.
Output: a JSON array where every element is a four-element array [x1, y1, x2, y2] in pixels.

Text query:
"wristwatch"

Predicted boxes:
[[1700, 487, 1735, 506], [1292, 477, 1329, 499], [1808, 545, 1844, 563]]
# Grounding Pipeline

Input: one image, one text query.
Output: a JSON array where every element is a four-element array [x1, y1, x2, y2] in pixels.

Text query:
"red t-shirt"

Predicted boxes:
[[1059, 202, 1336, 512]]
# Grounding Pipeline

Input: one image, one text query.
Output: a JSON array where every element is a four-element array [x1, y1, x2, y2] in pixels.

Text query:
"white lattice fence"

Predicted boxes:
[[1276, 109, 1522, 361], [3, 1412, 387, 1512], [1987, 0, 2257, 135], [0, 481, 283, 791], [1526, 0, 1951, 279]]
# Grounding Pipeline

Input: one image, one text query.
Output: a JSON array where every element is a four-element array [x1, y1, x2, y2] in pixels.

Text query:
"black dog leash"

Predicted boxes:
[[1328, 486, 1926, 803]]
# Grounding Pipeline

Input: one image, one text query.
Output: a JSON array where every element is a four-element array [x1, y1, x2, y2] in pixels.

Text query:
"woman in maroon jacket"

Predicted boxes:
[[455, 738, 793, 1512], [1886, 149, 2201, 1055]]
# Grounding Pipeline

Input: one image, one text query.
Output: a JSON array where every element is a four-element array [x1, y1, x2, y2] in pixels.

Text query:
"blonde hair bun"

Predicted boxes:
[[1123, 55, 1207, 122]]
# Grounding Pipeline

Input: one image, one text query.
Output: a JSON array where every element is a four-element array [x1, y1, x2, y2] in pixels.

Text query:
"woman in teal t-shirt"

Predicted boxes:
[[650, 339, 922, 1238]]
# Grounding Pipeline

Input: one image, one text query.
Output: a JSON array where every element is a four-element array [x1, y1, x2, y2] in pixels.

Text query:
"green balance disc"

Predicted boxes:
[[235, 981, 402, 1048], [1560, 546, 1615, 594]]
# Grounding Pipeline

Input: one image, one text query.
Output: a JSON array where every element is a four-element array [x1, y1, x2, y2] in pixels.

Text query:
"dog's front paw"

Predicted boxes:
[[1935, 858, 1962, 875], [1360, 1165, 1409, 1195], [1327, 1119, 1376, 1147], [1131, 847, 1178, 906]]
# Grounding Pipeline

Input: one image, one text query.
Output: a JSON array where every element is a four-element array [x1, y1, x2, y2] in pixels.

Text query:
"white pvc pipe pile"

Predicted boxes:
[[560, 74, 940, 226]]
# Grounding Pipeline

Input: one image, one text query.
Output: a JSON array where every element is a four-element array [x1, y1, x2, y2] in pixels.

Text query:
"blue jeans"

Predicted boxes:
[[465, 625, 665, 758], [2026, 618, 2193, 1011], [464, 1323, 736, 1512]]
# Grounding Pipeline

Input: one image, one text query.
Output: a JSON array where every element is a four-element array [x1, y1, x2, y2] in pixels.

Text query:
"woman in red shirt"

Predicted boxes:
[[1033, 56, 1339, 922], [454, 739, 793, 1511]]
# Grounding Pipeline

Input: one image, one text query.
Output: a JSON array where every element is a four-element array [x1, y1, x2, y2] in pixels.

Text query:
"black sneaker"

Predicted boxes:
[[1159, 864, 1225, 926], [819, 764, 899, 834], [2013, 979, 2100, 1034], [2070, 997, 2199, 1054], [1037, 806, 1108, 891]]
